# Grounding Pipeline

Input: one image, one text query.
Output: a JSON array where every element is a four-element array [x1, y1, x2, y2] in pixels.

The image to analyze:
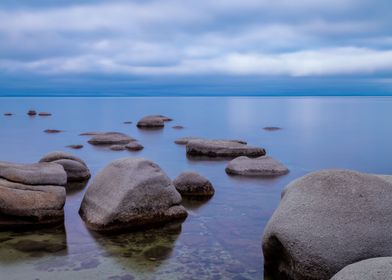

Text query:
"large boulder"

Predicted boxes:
[[0, 161, 66, 228], [87, 132, 135, 146], [225, 156, 289, 177], [173, 171, 215, 197], [263, 169, 392, 280], [79, 158, 187, 231], [137, 115, 172, 129], [331, 257, 392, 280], [39, 151, 90, 182], [186, 139, 265, 158]]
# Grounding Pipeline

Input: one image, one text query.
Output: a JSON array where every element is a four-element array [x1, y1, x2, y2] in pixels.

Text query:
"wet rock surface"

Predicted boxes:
[[263, 169, 392, 280], [137, 115, 172, 129], [79, 158, 187, 231], [225, 156, 289, 177], [331, 257, 392, 280], [173, 171, 215, 197]]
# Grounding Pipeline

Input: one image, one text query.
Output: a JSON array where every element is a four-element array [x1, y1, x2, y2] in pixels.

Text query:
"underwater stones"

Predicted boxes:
[[123, 121, 133, 124], [263, 127, 282, 131], [225, 156, 289, 177], [12, 239, 66, 253], [39, 151, 90, 182], [125, 142, 144, 151], [87, 132, 135, 146], [27, 110, 37, 116], [137, 115, 172, 129], [0, 161, 66, 228], [38, 112, 52, 116], [3, 113, 12, 116], [144, 245, 172, 261], [186, 139, 265, 158], [79, 158, 187, 231], [331, 257, 392, 280], [44, 129, 63, 134], [263, 169, 392, 280], [173, 171, 215, 197]]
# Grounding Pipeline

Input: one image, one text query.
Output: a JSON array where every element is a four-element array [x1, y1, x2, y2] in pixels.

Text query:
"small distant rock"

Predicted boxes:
[[172, 125, 184, 129], [175, 137, 247, 145], [27, 110, 37, 116], [87, 132, 135, 146], [38, 112, 52, 116], [123, 121, 133, 124], [173, 171, 215, 197], [125, 142, 144, 151], [225, 156, 289, 177], [79, 132, 101, 136], [137, 115, 172, 129], [44, 129, 63, 134], [66, 145, 83, 150], [3, 113, 13, 116], [263, 127, 282, 131], [110, 145, 126, 151]]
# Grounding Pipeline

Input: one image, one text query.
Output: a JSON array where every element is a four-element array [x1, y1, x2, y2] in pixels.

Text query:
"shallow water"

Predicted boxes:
[[0, 96, 391, 280]]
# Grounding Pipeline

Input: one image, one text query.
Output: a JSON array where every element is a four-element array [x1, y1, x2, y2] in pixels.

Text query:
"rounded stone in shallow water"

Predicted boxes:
[[125, 142, 144, 151], [12, 240, 66, 254], [143, 245, 173, 261], [109, 145, 126, 151], [173, 171, 215, 197], [87, 132, 135, 146], [225, 156, 289, 177]]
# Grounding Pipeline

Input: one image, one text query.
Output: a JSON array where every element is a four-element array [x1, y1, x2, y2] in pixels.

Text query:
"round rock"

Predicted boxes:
[[331, 257, 392, 280], [136, 115, 172, 129], [263, 169, 392, 280], [225, 156, 289, 177], [79, 158, 187, 231], [125, 142, 144, 151], [173, 171, 215, 197]]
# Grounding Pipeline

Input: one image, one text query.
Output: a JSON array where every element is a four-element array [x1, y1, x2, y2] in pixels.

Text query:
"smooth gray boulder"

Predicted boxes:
[[39, 151, 90, 182], [225, 156, 289, 177], [186, 139, 265, 158], [87, 132, 135, 145], [173, 171, 215, 197], [263, 169, 392, 280], [331, 257, 392, 280], [137, 115, 172, 129], [125, 142, 144, 151], [0, 161, 67, 186], [79, 158, 187, 231]]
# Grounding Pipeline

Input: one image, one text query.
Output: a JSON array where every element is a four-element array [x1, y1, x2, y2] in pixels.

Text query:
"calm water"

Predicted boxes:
[[0, 97, 392, 280]]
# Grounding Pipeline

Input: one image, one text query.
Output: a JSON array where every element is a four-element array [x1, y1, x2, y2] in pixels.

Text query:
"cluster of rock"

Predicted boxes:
[[262, 169, 392, 280], [137, 115, 172, 129], [84, 132, 144, 152]]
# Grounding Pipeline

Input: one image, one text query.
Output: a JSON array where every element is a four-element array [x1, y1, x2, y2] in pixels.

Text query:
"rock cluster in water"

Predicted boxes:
[[79, 158, 187, 231], [263, 169, 392, 280], [85, 132, 143, 152]]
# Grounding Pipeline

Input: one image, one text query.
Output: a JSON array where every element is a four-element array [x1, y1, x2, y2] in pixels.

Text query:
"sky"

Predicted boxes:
[[0, 0, 392, 96]]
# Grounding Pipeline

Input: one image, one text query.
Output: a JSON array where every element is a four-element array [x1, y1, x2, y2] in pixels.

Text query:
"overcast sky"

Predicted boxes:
[[1, 0, 392, 95]]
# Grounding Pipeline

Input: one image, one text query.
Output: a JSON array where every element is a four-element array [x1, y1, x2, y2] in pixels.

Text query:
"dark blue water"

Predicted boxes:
[[0, 97, 391, 279]]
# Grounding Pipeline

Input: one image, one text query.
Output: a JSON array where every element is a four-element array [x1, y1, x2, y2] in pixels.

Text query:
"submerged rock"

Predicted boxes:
[[186, 139, 265, 158], [3, 113, 13, 116], [38, 112, 52, 116], [125, 142, 144, 151], [44, 129, 63, 134], [137, 115, 172, 129], [225, 156, 289, 177], [27, 110, 37, 116], [173, 171, 215, 197], [0, 161, 66, 228], [263, 169, 392, 280], [87, 132, 135, 146], [172, 125, 184, 129], [263, 127, 282, 131], [331, 257, 392, 280], [79, 158, 187, 231], [39, 151, 90, 182], [123, 121, 133, 124]]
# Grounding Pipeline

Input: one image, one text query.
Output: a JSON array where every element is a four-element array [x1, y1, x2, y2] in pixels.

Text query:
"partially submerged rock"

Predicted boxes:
[[87, 132, 135, 146], [38, 112, 52, 116], [125, 142, 144, 151], [44, 129, 63, 134], [225, 156, 289, 177], [0, 161, 66, 228], [79, 158, 187, 231], [3, 113, 13, 116], [263, 169, 392, 280], [263, 127, 282, 131], [175, 137, 247, 145], [27, 110, 37, 116], [110, 145, 126, 151], [172, 125, 184, 129], [331, 257, 392, 280], [39, 151, 90, 182], [66, 144, 84, 150], [186, 139, 265, 158], [173, 171, 215, 197], [137, 115, 172, 129]]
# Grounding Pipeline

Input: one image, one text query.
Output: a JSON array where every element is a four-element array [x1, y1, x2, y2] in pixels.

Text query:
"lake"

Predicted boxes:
[[0, 96, 391, 280]]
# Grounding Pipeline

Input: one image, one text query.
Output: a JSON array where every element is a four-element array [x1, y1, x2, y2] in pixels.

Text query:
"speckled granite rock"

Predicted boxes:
[[225, 156, 289, 177], [331, 257, 392, 280], [173, 171, 215, 197]]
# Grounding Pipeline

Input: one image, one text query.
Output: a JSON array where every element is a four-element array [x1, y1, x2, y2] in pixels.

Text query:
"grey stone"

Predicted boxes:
[[44, 129, 63, 134], [125, 142, 144, 151], [137, 115, 172, 129], [27, 110, 36, 116], [110, 145, 126, 151], [331, 257, 392, 280], [79, 158, 187, 231], [175, 137, 247, 145], [173, 171, 215, 197], [263, 169, 392, 280], [38, 112, 52, 116], [225, 156, 289, 177], [186, 139, 265, 158], [87, 132, 135, 145]]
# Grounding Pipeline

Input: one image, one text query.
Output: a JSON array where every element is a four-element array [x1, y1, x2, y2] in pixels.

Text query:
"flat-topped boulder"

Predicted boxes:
[[331, 257, 392, 280], [87, 132, 135, 146], [173, 171, 215, 197], [0, 161, 66, 228], [39, 151, 90, 183], [79, 158, 187, 231], [137, 115, 172, 129], [186, 139, 265, 158], [225, 156, 289, 177], [263, 169, 392, 280]]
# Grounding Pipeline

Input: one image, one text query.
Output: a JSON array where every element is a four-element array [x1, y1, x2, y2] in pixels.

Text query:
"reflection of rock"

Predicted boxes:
[[225, 156, 289, 177], [12, 240, 65, 253], [263, 169, 392, 280], [137, 115, 172, 129], [331, 257, 392, 280], [88, 132, 135, 146], [186, 139, 265, 158], [79, 158, 187, 231], [173, 171, 215, 197]]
